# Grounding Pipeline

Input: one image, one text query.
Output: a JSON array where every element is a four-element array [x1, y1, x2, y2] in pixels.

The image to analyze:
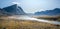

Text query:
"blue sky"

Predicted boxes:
[[0, 0, 60, 13]]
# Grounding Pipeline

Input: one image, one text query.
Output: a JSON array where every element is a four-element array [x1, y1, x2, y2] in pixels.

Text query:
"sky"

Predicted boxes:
[[0, 0, 60, 13]]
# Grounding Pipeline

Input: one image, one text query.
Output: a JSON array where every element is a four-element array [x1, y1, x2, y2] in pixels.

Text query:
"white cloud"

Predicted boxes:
[[12, 2, 20, 5]]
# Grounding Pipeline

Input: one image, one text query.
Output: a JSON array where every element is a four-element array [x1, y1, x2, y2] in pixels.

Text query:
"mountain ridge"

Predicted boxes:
[[35, 8, 60, 16], [0, 4, 26, 16]]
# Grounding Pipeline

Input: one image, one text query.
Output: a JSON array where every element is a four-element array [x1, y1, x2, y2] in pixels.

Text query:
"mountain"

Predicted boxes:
[[2, 4, 26, 15], [0, 8, 8, 16], [35, 8, 60, 16]]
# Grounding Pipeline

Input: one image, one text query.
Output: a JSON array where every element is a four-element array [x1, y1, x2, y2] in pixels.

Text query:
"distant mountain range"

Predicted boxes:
[[35, 8, 60, 16], [0, 4, 26, 16], [0, 4, 60, 16]]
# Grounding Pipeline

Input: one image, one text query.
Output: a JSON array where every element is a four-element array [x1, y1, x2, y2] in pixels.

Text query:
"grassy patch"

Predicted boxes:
[[0, 19, 60, 29]]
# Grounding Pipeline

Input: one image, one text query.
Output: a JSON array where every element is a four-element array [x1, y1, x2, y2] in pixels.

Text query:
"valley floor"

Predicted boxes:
[[0, 19, 60, 29]]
